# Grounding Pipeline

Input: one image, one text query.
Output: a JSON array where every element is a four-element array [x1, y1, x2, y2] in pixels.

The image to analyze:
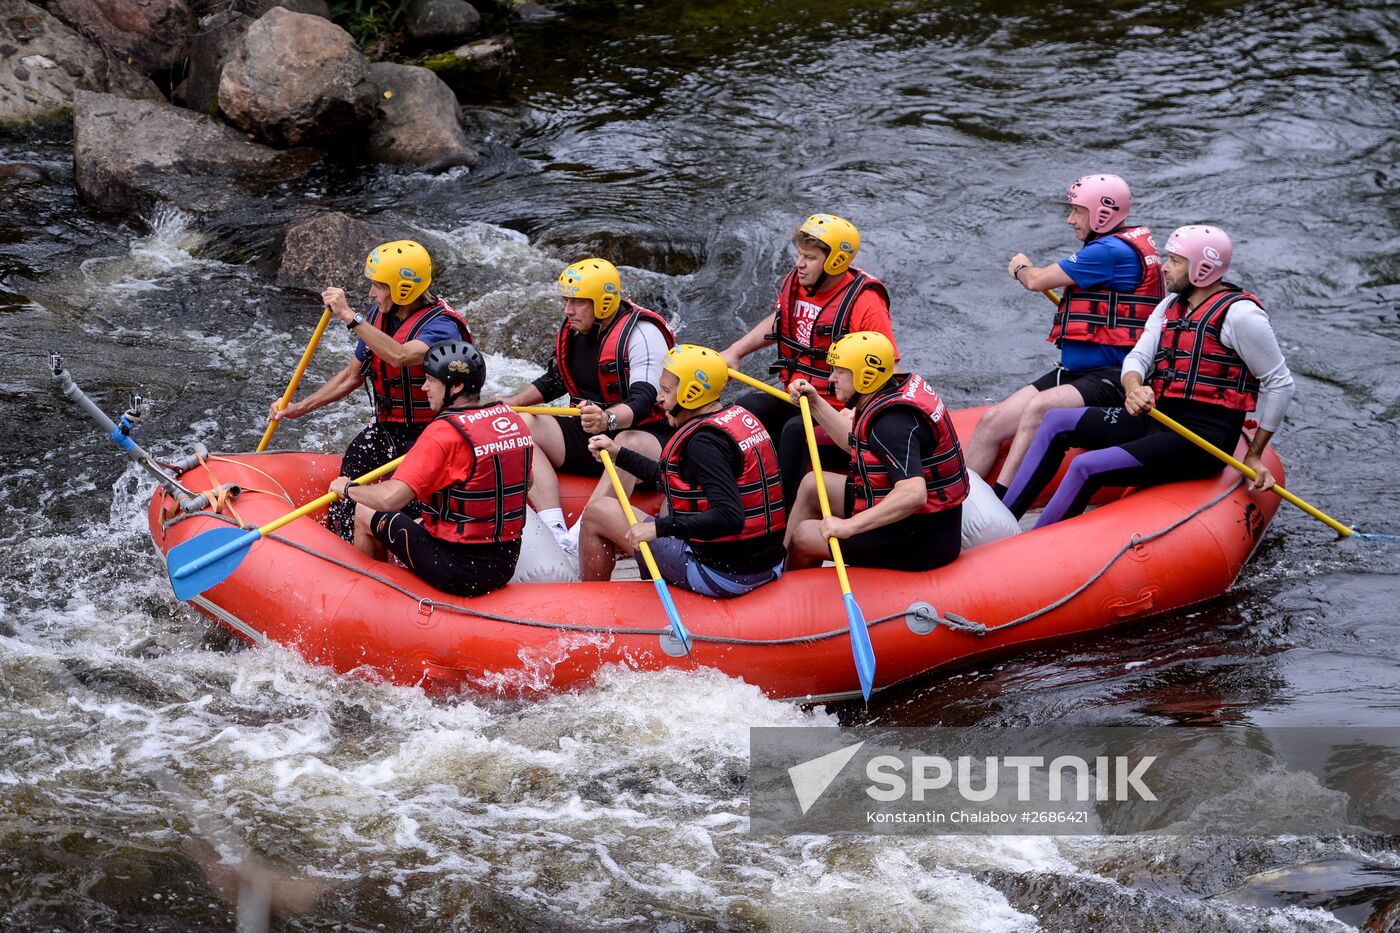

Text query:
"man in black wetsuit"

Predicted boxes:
[[785, 332, 969, 573], [577, 345, 787, 598]]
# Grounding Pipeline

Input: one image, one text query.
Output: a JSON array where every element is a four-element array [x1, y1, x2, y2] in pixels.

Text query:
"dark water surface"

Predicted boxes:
[[2, 0, 1399, 929]]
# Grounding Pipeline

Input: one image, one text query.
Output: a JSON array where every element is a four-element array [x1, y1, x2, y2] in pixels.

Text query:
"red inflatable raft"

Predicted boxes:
[[148, 409, 1283, 701]]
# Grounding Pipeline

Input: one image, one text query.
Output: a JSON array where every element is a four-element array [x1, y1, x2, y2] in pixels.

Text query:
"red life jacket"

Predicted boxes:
[[849, 374, 969, 515], [420, 403, 534, 544], [1149, 286, 1262, 412], [660, 404, 786, 543], [362, 298, 474, 428], [769, 267, 890, 406], [553, 300, 675, 426], [1048, 225, 1164, 347]]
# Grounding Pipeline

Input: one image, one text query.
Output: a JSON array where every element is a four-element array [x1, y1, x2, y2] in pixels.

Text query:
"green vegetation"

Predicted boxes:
[[328, 0, 405, 54]]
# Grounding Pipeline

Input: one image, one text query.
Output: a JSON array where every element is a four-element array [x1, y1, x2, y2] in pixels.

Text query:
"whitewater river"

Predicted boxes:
[[2, 0, 1399, 928]]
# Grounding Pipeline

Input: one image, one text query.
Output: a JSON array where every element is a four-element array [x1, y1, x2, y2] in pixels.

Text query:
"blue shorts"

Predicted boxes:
[[635, 522, 782, 599]]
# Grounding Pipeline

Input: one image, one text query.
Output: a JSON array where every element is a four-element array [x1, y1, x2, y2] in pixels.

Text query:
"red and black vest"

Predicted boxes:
[[361, 298, 474, 428], [769, 267, 890, 406], [420, 403, 534, 545], [554, 300, 675, 426], [849, 374, 969, 515], [1048, 225, 1164, 347], [1150, 286, 1262, 412], [660, 404, 786, 543]]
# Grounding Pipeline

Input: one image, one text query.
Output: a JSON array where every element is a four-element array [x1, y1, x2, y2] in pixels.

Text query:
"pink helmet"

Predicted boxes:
[[1165, 225, 1232, 287], [1066, 174, 1132, 234]]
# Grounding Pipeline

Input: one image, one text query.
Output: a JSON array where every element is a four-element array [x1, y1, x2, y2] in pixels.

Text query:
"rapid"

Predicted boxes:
[[2, 0, 1399, 928]]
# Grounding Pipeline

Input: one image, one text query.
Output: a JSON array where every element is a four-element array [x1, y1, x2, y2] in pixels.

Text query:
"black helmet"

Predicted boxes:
[[423, 339, 485, 395]]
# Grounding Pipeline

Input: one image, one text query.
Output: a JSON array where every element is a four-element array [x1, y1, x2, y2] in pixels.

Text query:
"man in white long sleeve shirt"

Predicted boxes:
[[1002, 225, 1294, 527], [501, 258, 675, 551]]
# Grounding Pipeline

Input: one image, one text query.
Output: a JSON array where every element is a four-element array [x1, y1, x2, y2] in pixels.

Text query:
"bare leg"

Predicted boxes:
[[352, 503, 387, 560], [520, 413, 568, 513], [579, 498, 654, 581], [964, 384, 1039, 479], [995, 383, 1088, 487], [783, 471, 847, 570], [585, 428, 662, 508]]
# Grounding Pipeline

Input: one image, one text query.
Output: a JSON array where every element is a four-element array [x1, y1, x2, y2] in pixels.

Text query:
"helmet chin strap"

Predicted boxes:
[[803, 269, 829, 297], [442, 384, 472, 410], [668, 399, 718, 421]]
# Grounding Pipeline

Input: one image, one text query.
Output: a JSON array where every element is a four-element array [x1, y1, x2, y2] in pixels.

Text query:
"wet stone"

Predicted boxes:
[[405, 0, 480, 43]]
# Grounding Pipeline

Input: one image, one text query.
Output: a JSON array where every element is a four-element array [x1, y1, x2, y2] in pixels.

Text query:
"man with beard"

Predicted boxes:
[[1002, 225, 1294, 528]]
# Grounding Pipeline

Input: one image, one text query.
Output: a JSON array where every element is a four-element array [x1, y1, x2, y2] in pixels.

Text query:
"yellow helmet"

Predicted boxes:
[[662, 344, 727, 409], [365, 240, 432, 305], [799, 213, 860, 276], [557, 257, 622, 320], [827, 331, 895, 394]]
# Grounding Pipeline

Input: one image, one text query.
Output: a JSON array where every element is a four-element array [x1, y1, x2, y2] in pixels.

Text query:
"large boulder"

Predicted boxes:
[[419, 34, 513, 99], [366, 63, 476, 172], [219, 7, 375, 148], [405, 0, 480, 44], [0, 0, 160, 124], [182, 9, 252, 115], [271, 210, 394, 292], [73, 90, 317, 216], [47, 0, 197, 75]]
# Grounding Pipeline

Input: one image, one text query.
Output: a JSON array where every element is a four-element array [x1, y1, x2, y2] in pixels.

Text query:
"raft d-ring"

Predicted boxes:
[[415, 598, 436, 627], [1128, 532, 1151, 562], [658, 627, 689, 658], [905, 601, 939, 636]]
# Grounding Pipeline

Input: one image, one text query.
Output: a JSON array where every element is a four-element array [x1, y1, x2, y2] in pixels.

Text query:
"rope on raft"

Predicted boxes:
[[163, 476, 1244, 646], [868, 477, 1245, 638]]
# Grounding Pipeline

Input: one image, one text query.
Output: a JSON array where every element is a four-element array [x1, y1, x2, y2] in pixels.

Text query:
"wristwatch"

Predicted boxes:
[[346, 312, 366, 331], [605, 409, 619, 432]]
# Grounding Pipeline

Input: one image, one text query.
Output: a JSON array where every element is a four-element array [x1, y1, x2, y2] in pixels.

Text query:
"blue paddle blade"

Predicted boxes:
[[844, 592, 875, 701], [167, 526, 260, 601], [1356, 532, 1400, 541], [652, 577, 693, 656]]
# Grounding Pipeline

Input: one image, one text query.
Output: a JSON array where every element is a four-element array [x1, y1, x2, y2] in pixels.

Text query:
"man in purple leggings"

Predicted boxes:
[[1002, 225, 1294, 527]]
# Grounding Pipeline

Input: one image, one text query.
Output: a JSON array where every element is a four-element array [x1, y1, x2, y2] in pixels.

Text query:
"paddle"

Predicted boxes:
[[798, 395, 875, 701], [258, 307, 333, 452], [726, 368, 792, 404], [1034, 289, 1392, 540], [1145, 408, 1395, 539], [166, 455, 406, 600], [599, 448, 693, 655], [511, 406, 582, 416]]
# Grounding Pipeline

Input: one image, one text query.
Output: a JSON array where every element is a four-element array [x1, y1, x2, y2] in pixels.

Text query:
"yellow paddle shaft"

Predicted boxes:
[[1037, 288, 1350, 538], [257, 455, 406, 538], [599, 449, 666, 582], [258, 306, 333, 452], [799, 396, 854, 596], [1147, 408, 1352, 537], [511, 406, 582, 416], [726, 368, 792, 403]]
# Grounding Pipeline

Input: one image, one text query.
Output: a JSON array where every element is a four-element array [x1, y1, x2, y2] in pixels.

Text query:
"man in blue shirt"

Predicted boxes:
[[964, 174, 1163, 497], [265, 240, 473, 540]]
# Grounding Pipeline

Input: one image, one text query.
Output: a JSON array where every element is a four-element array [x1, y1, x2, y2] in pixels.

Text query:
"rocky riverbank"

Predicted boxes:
[[1, 0, 540, 307]]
